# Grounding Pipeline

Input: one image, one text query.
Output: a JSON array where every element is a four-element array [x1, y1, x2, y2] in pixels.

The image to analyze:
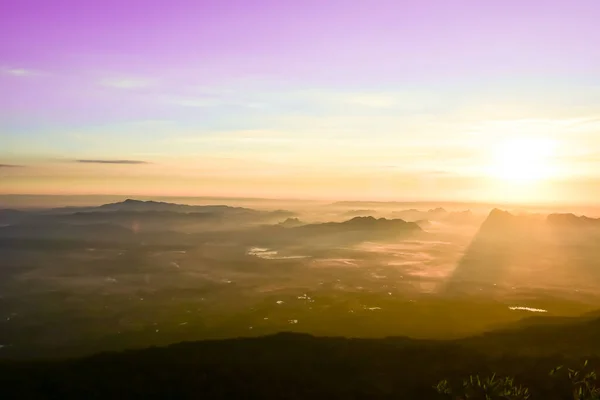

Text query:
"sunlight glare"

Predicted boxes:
[[488, 137, 557, 183]]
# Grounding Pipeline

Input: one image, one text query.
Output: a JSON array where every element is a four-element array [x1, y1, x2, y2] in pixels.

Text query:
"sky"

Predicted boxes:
[[1, 0, 600, 204]]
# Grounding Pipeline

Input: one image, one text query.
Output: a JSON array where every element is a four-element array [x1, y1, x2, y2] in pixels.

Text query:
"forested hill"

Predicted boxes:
[[1, 329, 599, 399]]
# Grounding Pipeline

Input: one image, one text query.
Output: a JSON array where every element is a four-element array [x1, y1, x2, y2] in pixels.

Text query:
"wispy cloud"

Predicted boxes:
[[100, 78, 152, 89], [1, 67, 39, 77], [76, 159, 150, 165], [170, 130, 292, 144], [0, 164, 25, 168], [296, 90, 444, 111]]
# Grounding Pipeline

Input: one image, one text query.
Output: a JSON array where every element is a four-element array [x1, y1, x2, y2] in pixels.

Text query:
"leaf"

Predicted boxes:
[[550, 365, 564, 376]]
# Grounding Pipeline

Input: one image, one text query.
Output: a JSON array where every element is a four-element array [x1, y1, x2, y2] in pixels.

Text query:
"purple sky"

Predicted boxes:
[[3, 0, 599, 79], [1, 0, 598, 126], [1, 0, 600, 202]]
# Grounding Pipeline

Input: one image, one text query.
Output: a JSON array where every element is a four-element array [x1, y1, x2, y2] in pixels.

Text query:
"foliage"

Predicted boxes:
[[549, 361, 600, 400], [1, 333, 600, 399], [434, 373, 530, 399], [436, 361, 600, 400]]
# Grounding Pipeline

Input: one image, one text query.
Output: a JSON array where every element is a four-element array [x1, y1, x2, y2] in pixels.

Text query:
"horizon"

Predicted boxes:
[[2, 0, 600, 204], [2, 193, 600, 217]]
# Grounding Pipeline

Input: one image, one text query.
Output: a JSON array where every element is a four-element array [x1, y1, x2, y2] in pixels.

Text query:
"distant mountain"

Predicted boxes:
[[414, 219, 431, 228], [444, 210, 476, 224], [547, 213, 600, 228], [210, 216, 423, 247], [340, 209, 377, 217], [391, 208, 474, 224], [66, 209, 291, 222], [98, 199, 195, 212], [391, 209, 424, 221], [294, 216, 421, 237], [479, 208, 544, 230], [478, 210, 600, 235], [480, 208, 519, 229], [45, 199, 292, 217], [278, 217, 304, 227], [0, 200, 296, 233], [475, 209, 552, 243], [427, 207, 447, 217], [97, 199, 261, 214]]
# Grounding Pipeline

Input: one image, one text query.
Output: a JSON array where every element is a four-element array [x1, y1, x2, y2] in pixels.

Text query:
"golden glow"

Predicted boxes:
[[488, 137, 557, 183]]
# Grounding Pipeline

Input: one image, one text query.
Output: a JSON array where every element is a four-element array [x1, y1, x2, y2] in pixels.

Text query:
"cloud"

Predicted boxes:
[[294, 89, 444, 112], [100, 78, 152, 89], [0, 164, 24, 168], [1, 67, 39, 77], [76, 159, 150, 165], [169, 130, 294, 145]]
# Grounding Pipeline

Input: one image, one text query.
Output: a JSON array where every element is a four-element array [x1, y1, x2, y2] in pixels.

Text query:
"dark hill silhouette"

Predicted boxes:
[[462, 313, 600, 357], [2, 314, 600, 399]]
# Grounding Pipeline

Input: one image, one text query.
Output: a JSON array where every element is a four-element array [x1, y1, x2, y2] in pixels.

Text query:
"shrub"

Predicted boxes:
[[435, 361, 600, 400]]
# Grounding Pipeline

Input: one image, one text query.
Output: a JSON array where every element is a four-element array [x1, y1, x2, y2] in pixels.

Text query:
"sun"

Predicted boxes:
[[488, 137, 557, 183]]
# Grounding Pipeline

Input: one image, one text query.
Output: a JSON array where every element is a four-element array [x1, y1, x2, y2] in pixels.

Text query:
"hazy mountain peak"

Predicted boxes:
[[479, 208, 519, 231], [347, 216, 377, 223], [278, 217, 304, 227], [340, 216, 419, 230], [547, 213, 600, 227], [428, 207, 447, 214], [488, 208, 512, 217]]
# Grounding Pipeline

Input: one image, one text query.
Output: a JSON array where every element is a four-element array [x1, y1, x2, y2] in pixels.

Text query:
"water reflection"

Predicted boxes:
[[247, 247, 309, 260], [508, 306, 547, 313]]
